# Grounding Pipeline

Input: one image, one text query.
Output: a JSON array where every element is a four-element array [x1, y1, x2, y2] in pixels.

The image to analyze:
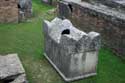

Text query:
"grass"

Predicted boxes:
[[0, 0, 125, 83]]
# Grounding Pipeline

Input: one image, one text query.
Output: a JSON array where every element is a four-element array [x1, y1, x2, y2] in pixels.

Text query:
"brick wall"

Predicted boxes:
[[0, 0, 32, 23], [0, 0, 19, 23]]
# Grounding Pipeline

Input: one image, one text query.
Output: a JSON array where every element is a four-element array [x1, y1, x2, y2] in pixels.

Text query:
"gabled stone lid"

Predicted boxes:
[[0, 54, 25, 80], [44, 17, 88, 43], [43, 18, 100, 52]]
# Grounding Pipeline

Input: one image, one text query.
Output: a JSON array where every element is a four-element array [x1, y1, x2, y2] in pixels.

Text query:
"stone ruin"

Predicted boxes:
[[43, 17, 101, 81], [0, 0, 18, 23], [58, 0, 125, 58], [42, 0, 59, 6], [0, 0, 32, 23], [0, 54, 27, 83], [84, 0, 125, 11], [19, 0, 32, 21]]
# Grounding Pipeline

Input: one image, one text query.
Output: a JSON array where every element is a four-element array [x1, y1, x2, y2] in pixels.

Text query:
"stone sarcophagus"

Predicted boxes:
[[43, 18, 101, 81]]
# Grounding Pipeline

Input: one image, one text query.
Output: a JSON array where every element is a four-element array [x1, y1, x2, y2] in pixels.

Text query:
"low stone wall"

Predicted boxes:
[[58, 0, 125, 58], [0, 0, 19, 23], [104, 0, 125, 12], [92, 0, 125, 12]]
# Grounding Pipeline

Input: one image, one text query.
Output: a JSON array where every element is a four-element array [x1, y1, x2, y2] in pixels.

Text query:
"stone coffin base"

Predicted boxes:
[[44, 53, 97, 82]]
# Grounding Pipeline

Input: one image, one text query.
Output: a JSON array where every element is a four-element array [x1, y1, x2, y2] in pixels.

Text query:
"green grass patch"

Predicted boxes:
[[0, 0, 125, 83]]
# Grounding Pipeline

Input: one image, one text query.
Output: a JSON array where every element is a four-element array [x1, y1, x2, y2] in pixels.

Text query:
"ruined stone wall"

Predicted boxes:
[[100, 0, 125, 12], [0, 0, 19, 23], [83, 0, 125, 12], [58, 1, 125, 58], [42, 0, 60, 6]]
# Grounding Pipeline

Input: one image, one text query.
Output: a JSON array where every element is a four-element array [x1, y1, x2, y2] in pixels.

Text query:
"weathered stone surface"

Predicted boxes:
[[19, 0, 32, 21], [43, 17, 101, 82], [93, 0, 125, 12], [58, 0, 125, 58], [108, 0, 125, 12], [0, 54, 27, 83]]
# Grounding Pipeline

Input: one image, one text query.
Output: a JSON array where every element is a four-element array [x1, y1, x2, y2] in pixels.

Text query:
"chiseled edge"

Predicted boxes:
[[44, 53, 97, 82]]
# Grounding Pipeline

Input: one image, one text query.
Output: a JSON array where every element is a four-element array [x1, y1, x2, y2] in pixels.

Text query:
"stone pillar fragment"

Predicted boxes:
[[18, 0, 32, 21]]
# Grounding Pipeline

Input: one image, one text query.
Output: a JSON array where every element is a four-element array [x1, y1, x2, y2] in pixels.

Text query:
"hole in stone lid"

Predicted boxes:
[[61, 29, 70, 35]]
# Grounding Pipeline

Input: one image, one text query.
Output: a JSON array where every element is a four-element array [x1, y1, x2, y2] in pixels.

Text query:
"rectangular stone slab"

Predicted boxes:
[[0, 54, 25, 80]]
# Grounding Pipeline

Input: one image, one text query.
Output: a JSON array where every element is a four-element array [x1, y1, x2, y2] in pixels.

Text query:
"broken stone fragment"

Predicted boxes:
[[18, 0, 32, 22], [0, 54, 27, 83], [43, 17, 101, 82], [10, 74, 27, 83]]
